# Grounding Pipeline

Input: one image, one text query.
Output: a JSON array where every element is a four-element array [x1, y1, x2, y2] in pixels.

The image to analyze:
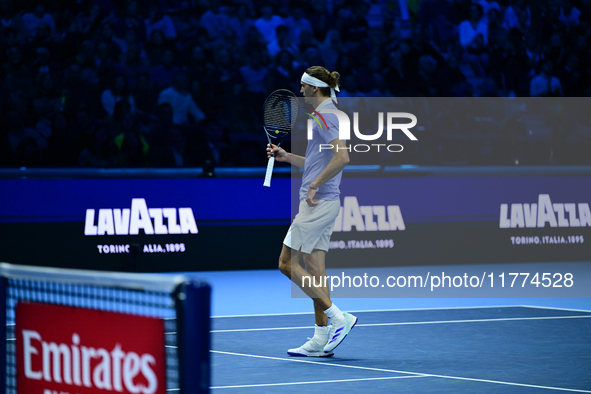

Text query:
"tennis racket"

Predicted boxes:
[[263, 89, 299, 187]]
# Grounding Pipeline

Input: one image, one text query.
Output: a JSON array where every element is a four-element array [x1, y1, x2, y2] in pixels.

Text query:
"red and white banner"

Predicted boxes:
[[16, 302, 166, 394]]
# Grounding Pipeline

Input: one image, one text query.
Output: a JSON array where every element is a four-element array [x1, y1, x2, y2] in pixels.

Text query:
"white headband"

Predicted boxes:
[[301, 72, 340, 103]]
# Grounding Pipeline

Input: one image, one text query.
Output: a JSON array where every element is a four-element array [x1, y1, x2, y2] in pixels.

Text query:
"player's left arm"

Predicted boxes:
[[305, 138, 349, 207]]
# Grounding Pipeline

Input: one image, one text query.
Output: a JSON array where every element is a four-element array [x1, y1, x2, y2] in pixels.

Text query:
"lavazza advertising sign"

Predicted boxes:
[[500, 194, 590, 245], [16, 302, 166, 394], [84, 198, 198, 255]]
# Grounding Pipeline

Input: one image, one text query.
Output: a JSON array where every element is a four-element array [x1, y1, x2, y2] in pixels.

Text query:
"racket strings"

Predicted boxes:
[[263, 93, 299, 138]]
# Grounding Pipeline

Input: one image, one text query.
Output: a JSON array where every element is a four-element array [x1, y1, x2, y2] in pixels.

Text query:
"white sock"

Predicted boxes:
[[313, 325, 328, 344], [324, 304, 344, 321]]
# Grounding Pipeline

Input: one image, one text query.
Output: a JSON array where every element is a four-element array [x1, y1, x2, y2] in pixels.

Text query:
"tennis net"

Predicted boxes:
[[0, 263, 210, 394]]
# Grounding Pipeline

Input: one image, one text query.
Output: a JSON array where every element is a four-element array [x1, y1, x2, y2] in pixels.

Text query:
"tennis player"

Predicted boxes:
[[267, 66, 357, 357]]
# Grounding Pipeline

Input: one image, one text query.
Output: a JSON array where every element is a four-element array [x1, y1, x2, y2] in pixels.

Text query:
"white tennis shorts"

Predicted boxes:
[[283, 199, 340, 254]]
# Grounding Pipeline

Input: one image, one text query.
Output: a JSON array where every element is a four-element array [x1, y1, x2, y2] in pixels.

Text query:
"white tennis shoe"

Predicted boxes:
[[323, 312, 358, 353], [287, 334, 334, 357]]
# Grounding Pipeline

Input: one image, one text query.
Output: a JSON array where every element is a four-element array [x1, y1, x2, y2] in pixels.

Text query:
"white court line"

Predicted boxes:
[[212, 350, 591, 393], [211, 375, 423, 389], [211, 304, 532, 318], [213, 350, 429, 375], [521, 305, 591, 313], [211, 314, 591, 333]]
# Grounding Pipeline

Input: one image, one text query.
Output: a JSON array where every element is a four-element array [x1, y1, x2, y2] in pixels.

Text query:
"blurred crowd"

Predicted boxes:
[[0, 0, 590, 168]]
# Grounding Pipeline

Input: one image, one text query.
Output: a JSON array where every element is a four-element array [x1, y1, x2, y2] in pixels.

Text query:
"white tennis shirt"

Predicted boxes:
[[299, 98, 343, 201]]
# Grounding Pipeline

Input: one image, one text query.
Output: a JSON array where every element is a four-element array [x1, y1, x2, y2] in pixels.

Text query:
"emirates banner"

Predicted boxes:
[[16, 302, 166, 394]]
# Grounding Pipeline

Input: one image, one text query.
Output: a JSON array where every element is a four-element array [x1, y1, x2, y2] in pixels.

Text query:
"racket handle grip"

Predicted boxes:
[[263, 157, 275, 187]]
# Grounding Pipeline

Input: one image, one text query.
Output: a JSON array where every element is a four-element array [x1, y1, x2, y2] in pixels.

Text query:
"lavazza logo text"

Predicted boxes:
[[84, 198, 198, 236], [333, 196, 405, 232], [308, 109, 418, 153], [499, 194, 591, 228]]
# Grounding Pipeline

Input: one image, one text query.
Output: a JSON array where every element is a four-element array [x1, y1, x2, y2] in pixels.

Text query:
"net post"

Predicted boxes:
[[175, 280, 211, 393], [0, 277, 6, 393]]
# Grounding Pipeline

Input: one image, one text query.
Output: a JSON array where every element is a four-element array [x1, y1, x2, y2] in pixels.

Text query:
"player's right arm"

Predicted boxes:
[[267, 144, 305, 168]]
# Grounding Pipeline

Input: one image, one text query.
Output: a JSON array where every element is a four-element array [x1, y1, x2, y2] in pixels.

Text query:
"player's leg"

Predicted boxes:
[[303, 249, 329, 327], [278, 245, 331, 307], [281, 213, 333, 357], [281, 200, 357, 355], [283, 248, 332, 357], [307, 210, 358, 354]]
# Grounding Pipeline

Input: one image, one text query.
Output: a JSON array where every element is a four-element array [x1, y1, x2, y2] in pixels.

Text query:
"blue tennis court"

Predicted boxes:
[[187, 267, 591, 393]]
